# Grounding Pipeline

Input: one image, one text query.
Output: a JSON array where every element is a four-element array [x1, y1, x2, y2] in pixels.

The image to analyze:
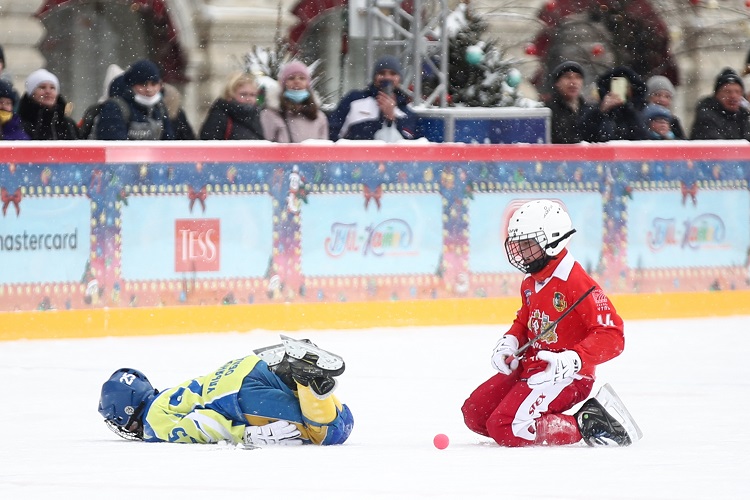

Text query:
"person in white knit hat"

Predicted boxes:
[[18, 68, 79, 140]]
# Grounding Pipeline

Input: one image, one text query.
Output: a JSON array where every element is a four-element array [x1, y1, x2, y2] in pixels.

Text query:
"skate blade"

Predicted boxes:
[[280, 335, 344, 371], [253, 343, 285, 367], [595, 383, 644, 443]]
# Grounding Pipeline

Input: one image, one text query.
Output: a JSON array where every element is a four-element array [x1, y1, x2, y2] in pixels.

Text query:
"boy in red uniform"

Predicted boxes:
[[462, 199, 640, 447]]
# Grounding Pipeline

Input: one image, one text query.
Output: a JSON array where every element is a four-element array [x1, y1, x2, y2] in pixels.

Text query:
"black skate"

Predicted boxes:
[[576, 383, 643, 447], [281, 335, 345, 398], [253, 342, 296, 391]]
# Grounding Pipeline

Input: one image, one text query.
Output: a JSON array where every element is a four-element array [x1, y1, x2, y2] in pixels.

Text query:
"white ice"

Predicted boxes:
[[1, 316, 747, 499]]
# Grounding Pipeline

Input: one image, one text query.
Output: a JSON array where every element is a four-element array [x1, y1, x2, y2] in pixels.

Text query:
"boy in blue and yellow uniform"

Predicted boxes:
[[98, 337, 353, 447]]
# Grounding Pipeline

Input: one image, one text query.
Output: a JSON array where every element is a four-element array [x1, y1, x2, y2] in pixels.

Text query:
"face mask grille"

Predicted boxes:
[[505, 231, 549, 274]]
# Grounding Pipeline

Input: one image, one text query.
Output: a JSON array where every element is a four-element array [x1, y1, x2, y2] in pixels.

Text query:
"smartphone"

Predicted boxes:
[[381, 80, 394, 97], [610, 77, 628, 102]]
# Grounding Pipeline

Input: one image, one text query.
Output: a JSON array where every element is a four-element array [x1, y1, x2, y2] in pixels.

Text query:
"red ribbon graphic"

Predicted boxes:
[[1, 187, 21, 216], [188, 186, 207, 213], [363, 185, 383, 210]]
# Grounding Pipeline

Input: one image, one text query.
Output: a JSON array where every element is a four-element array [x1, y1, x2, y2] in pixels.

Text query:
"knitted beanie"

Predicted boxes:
[[25, 69, 60, 95], [372, 55, 402, 78], [646, 76, 675, 97], [279, 61, 310, 83], [125, 60, 161, 87], [551, 61, 584, 83]]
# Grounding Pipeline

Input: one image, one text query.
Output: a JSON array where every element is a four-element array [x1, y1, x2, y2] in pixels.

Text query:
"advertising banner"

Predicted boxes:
[[0, 196, 90, 283], [627, 189, 750, 269], [1, 143, 749, 313], [300, 193, 443, 276], [120, 194, 273, 280]]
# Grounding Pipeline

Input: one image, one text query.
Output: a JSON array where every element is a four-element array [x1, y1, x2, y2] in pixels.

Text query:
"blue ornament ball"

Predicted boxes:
[[506, 68, 522, 88], [465, 45, 484, 66]]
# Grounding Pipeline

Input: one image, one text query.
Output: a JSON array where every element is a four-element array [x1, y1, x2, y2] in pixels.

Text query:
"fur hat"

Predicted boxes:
[[646, 76, 675, 97], [279, 61, 310, 84], [372, 55, 402, 78], [714, 68, 743, 93], [551, 61, 584, 83], [125, 59, 161, 87], [643, 104, 672, 123], [25, 69, 60, 95]]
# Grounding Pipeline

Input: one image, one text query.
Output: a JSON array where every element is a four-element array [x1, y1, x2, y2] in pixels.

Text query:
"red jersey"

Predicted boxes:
[[505, 250, 624, 380]]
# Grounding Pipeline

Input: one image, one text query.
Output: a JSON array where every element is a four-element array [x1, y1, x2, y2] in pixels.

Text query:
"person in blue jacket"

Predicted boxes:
[[98, 338, 353, 447], [96, 59, 174, 140], [0, 79, 29, 140], [328, 55, 420, 141]]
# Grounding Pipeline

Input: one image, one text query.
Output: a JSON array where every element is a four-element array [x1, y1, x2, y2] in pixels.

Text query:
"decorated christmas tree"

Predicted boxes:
[[241, 3, 329, 107], [425, 2, 538, 108]]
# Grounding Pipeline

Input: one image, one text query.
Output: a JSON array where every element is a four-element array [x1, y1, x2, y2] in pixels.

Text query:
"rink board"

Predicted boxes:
[[2, 142, 749, 340], [2, 289, 748, 341]]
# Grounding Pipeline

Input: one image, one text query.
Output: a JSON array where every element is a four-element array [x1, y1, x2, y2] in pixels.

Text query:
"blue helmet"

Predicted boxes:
[[98, 368, 157, 440]]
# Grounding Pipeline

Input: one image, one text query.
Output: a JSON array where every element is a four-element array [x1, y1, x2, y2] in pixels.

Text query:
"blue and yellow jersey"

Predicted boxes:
[[142, 356, 259, 444], [141, 354, 354, 446]]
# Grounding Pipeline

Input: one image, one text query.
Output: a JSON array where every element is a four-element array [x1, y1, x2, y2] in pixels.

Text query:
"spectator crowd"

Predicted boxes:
[[2, 41, 750, 144]]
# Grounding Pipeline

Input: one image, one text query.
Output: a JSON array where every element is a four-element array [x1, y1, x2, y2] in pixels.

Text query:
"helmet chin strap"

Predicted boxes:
[[544, 229, 576, 252]]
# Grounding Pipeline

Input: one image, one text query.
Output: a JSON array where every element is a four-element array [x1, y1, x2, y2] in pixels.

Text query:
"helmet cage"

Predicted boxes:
[[103, 412, 145, 441], [505, 230, 550, 274]]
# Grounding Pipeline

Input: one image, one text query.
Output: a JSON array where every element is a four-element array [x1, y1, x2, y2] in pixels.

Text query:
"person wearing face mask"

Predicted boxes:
[[328, 55, 420, 141], [200, 72, 264, 140], [96, 59, 174, 141], [0, 79, 29, 140], [260, 61, 328, 143], [18, 68, 79, 140]]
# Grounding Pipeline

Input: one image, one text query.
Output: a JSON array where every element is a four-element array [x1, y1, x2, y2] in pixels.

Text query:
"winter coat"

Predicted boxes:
[[17, 94, 79, 140], [580, 66, 649, 142], [95, 88, 175, 141], [689, 96, 750, 141], [199, 99, 264, 140], [328, 83, 420, 141], [1, 115, 30, 140], [260, 84, 328, 143], [543, 90, 596, 144], [163, 83, 195, 140]]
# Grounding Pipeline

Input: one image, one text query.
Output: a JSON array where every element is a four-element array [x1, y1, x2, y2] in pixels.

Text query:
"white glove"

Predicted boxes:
[[490, 335, 520, 375], [243, 420, 302, 447], [527, 350, 582, 387]]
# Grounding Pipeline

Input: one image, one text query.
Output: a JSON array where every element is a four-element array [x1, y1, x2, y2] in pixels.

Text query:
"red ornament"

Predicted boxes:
[[524, 43, 538, 56], [689, 0, 700, 5], [545, 1, 557, 11], [746, 0, 750, 7], [591, 43, 605, 57]]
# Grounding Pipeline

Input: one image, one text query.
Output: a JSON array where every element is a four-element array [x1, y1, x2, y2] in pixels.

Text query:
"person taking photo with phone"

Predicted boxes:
[[580, 66, 649, 142], [328, 55, 421, 142]]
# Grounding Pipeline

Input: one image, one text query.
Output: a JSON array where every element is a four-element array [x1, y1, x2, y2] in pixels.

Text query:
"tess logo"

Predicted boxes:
[[175, 219, 220, 272]]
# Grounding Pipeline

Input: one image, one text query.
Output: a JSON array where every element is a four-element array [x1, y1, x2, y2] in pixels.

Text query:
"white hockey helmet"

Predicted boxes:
[[505, 199, 575, 273]]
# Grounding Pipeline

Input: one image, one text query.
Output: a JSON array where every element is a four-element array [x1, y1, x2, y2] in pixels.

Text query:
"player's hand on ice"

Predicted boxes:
[[491, 335, 519, 375], [527, 350, 581, 387], [243, 420, 302, 447]]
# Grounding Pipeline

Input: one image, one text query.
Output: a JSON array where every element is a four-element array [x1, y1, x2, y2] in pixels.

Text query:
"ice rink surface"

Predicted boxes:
[[1, 315, 747, 499]]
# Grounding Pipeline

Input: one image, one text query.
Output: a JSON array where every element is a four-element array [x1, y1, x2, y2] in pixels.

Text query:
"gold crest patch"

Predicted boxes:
[[553, 292, 567, 312], [527, 309, 558, 344]]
